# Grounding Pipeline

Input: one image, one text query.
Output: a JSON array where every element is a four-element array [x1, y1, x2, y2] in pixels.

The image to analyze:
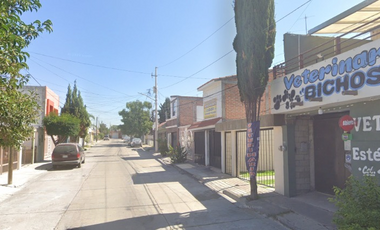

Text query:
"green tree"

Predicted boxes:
[[98, 122, 109, 138], [110, 125, 119, 132], [119, 100, 153, 138], [158, 97, 171, 123], [233, 0, 276, 200], [0, 0, 52, 78], [61, 82, 91, 144], [43, 113, 80, 145], [0, 0, 52, 149], [0, 82, 40, 148]]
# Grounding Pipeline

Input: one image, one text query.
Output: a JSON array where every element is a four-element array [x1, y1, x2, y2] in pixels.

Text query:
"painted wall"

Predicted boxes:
[[350, 99, 380, 183]]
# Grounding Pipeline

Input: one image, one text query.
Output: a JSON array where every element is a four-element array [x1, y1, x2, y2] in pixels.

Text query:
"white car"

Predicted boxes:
[[130, 138, 142, 147]]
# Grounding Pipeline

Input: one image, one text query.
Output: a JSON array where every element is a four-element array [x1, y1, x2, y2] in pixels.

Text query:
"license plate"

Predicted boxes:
[[62, 155, 68, 158]]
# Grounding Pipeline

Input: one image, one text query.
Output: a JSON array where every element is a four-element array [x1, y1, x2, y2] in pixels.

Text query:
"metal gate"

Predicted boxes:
[[209, 130, 221, 168], [225, 132, 232, 175], [236, 129, 275, 187], [194, 132, 205, 165]]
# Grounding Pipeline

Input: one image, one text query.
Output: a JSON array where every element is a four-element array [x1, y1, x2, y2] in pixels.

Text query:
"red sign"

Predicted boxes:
[[339, 115, 355, 132]]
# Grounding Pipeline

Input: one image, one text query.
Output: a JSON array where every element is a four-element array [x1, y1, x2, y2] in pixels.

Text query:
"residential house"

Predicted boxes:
[[190, 73, 283, 190], [270, 0, 380, 197], [189, 75, 278, 171], [21, 86, 59, 162], [165, 96, 203, 159]]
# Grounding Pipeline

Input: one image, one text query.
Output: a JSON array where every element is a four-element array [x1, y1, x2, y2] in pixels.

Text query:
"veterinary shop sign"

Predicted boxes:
[[271, 40, 380, 113]]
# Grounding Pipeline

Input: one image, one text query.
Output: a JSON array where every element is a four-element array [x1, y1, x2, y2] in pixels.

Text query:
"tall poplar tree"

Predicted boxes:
[[233, 0, 276, 200], [61, 81, 91, 144]]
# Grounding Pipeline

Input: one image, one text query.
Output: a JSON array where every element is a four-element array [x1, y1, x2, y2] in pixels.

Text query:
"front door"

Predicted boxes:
[[314, 112, 351, 195], [194, 132, 205, 165], [209, 130, 221, 169]]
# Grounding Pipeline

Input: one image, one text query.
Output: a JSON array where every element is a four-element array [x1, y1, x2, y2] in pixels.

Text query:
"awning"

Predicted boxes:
[[308, 0, 380, 34], [188, 117, 222, 131]]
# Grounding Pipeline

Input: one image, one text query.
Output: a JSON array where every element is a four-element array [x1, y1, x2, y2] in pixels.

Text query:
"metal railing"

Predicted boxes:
[[272, 15, 380, 79], [236, 129, 275, 187]]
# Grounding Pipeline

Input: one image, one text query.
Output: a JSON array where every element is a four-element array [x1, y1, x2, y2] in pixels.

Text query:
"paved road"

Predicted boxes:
[[0, 140, 287, 230]]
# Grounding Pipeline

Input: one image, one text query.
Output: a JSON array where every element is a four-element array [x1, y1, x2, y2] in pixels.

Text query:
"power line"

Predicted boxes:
[[161, 49, 234, 89], [30, 52, 151, 76], [159, 16, 234, 68], [276, 0, 312, 24], [31, 57, 134, 97]]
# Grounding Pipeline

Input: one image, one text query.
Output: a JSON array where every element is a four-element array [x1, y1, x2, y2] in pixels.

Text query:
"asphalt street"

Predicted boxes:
[[0, 140, 288, 230]]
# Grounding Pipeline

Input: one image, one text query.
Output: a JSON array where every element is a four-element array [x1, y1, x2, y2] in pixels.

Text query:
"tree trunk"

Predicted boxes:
[[245, 97, 260, 200]]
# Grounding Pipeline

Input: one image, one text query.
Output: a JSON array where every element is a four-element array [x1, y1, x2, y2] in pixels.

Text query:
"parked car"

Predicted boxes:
[[104, 135, 110, 140], [51, 143, 85, 169], [130, 138, 142, 147], [123, 136, 131, 145]]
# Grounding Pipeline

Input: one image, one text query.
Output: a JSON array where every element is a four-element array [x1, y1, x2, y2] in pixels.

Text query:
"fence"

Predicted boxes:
[[0, 146, 19, 175], [236, 129, 275, 187]]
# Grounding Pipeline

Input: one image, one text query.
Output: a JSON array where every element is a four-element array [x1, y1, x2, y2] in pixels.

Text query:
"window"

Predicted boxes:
[[171, 99, 177, 117]]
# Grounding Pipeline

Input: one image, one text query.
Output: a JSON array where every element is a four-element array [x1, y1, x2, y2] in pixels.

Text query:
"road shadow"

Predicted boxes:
[[67, 210, 217, 230], [34, 162, 77, 171]]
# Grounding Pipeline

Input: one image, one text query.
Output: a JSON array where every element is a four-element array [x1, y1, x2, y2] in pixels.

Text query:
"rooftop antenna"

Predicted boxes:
[[305, 15, 308, 34]]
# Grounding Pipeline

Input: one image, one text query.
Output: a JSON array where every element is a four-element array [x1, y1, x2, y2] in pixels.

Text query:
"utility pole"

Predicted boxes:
[[96, 117, 98, 142], [154, 67, 158, 152]]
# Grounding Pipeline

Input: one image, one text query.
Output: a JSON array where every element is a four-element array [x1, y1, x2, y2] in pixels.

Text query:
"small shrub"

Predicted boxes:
[[329, 176, 380, 230], [167, 144, 187, 164], [158, 139, 169, 157]]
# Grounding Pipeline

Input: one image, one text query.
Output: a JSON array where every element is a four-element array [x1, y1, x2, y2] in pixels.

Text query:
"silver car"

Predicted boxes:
[[130, 138, 142, 147]]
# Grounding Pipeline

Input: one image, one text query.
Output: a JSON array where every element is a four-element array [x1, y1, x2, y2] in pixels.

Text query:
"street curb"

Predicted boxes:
[[222, 189, 244, 201]]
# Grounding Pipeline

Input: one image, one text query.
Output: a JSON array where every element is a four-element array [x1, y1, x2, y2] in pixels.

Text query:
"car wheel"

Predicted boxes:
[[53, 165, 58, 170], [82, 157, 85, 164], [78, 161, 82, 168]]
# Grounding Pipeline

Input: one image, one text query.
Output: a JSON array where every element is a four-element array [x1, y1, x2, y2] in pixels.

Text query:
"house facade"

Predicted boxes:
[[21, 86, 59, 162], [270, 0, 380, 196], [165, 96, 203, 159], [189, 75, 280, 172]]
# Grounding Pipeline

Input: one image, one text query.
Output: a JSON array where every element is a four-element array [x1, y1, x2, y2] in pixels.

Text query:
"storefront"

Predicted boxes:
[[271, 37, 380, 196]]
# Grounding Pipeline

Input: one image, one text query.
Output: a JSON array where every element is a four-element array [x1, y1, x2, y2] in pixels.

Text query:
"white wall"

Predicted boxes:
[[273, 126, 285, 195], [201, 81, 223, 119]]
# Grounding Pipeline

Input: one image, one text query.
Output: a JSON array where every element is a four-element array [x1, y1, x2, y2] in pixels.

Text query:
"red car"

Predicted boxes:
[[51, 143, 86, 169]]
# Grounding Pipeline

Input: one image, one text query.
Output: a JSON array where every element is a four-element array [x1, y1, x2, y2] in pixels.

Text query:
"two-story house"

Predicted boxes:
[[21, 86, 59, 162], [165, 96, 203, 159], [270, 0, 380, 197]]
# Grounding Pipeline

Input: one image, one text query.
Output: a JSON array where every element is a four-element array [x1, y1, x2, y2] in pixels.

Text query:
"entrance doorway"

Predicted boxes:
[[209, 130, 221, 169], [194, 132, 205, 165], [314, 112, 351, 195]]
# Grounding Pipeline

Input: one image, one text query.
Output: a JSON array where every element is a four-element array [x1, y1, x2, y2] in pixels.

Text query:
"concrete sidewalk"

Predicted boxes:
[[0, 161, 51, 203], [166, 160, 337, 230]]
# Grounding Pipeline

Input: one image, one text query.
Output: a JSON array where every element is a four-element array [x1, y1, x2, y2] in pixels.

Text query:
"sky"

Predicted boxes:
[[21, 0, 363, 127]]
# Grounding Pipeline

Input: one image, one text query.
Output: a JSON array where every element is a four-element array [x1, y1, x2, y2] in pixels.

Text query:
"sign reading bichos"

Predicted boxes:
[[271, 39, 380, 113]]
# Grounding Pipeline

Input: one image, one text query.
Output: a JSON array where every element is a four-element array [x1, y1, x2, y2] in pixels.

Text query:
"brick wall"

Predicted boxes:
[[224, 83, 245, 120], [224, 70, 274, 120], [179, 97, 202, 126]]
